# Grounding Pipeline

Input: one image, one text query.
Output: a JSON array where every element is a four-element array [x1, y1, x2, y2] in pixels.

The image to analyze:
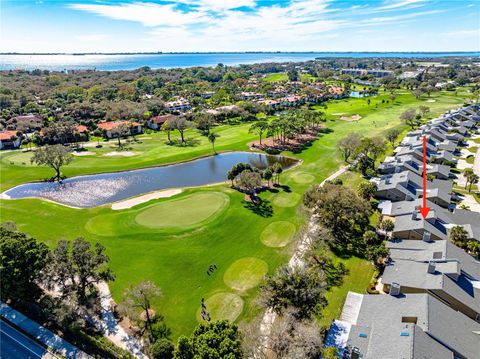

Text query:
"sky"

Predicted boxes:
[[0, 0, 479, 53]]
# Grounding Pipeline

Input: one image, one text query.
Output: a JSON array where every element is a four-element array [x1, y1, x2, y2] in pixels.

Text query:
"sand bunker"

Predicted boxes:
[[332, 112, 346, 115], [340, 114, 362, 122], [425, 99, 436, 103], [73, 151, 95, 156], [111, 189, 182, 210], [104, 151, 136, 157]]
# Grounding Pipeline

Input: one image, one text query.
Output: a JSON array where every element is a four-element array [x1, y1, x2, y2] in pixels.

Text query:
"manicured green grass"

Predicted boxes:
[[196, 292, 244, 322], [290, 171, 315, 184], [300, 74, 316, 82], [272, 192, 301, 207], [263, 72, 288, 82], [0, 89, 467, 338], [223, 257, 268, 291], [260, 221, 296, 247], [468, 146, 478, 153], [319, 256, 375, 327], [135, 192, 229, 229]]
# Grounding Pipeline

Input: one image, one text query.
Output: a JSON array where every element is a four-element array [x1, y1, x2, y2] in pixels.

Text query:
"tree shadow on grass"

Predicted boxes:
[[166, 138, 201, 147], [243, 199, 273, 218], [318, 128, 334, 135], [274, 184, 291, 193]]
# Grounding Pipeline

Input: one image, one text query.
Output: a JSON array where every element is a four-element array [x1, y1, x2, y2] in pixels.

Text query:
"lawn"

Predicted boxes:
[[263, 72, 288, 82], [0, 90, 467, 338]]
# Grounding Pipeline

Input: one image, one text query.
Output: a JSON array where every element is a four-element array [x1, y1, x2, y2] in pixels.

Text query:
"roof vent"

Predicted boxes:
[[427, 261, 436, 274], [389, 282, 401, 296], [423, 231, 431, 242], [412, 211, 419, 220], [432, 251, 443, 259]]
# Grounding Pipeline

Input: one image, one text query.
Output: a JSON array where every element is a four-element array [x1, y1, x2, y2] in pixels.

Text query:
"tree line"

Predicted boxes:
[[0, 223, 244, 358]]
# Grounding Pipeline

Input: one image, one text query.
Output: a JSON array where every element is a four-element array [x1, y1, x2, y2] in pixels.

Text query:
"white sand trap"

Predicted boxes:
[[73, 151, 95, 156], [111, 189, 182, 210], [103, 151, 136, 157], [340, 114, 362, 122], [332, 112, 346, 115], [425, 99, 436, 103]]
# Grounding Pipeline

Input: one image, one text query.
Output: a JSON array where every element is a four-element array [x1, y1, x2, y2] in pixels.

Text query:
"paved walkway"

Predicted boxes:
[[0, 302, 90, 359], [258, 165, 348, 354], [91, 282, 147, 359]]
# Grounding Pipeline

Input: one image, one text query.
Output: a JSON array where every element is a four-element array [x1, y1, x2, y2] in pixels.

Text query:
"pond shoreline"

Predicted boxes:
[[1, 149, 299, 188], [2, 150, 302, 209]]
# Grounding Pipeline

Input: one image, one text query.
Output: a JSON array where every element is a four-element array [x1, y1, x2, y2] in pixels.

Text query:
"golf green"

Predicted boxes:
[[223, 257, 268, 291], [196, 292, 244, 322], [135, 192, 229, 229], [291, 172, 315, 184], [273, 192, 301, 207], [260, 221, 296, 247]]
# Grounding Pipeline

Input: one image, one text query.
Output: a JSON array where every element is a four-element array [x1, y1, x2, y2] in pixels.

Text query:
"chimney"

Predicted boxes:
[[389, 282, 401, 296], [427, 261, 436, 274]]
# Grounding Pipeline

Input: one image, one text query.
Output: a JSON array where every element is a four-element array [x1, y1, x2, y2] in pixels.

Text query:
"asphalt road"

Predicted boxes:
[[0, 319, 47, 359]]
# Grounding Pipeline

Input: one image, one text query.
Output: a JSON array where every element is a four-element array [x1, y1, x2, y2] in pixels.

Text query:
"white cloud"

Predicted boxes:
[[67, 0, 452, 52], [443, 29, 479, 38], [375, 0, 427, 11], [69, 2, 209, 27]]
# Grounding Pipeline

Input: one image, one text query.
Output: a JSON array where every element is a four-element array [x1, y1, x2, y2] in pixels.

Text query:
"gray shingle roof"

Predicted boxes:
[[340, 292, 480, 359]]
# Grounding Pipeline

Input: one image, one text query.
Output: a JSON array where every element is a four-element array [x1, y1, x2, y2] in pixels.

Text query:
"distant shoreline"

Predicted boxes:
[[1, 51, 479, 56]]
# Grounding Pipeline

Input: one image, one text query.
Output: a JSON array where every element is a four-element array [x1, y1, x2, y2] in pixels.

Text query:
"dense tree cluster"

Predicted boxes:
[[303, 182, 387, 262], [449, 225, 480, 258], [173, 320, 242, 359]]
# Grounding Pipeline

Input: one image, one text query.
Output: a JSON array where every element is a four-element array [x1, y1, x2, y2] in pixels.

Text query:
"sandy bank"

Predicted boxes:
[[111, 189, 182, 210]]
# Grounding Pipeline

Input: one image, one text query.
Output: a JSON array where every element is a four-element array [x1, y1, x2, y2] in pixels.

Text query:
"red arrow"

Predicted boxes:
[[419, 135, 430, 219]]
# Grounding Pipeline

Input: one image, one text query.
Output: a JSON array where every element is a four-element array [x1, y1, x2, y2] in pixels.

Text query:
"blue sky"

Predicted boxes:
[[1, 0, 479, 52]]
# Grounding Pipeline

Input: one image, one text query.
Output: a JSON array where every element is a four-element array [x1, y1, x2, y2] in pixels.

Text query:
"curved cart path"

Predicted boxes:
[[259, 165, 348, 354]]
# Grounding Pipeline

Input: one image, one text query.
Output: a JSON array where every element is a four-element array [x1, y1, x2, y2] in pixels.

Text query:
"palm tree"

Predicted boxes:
[[379, 219, 395, 240], [449, 225, 469, 247], [208, 132, 219, 154], [249, 120, 268, 145], [468, 174, 479, 192], [463, 168, 474, 189], [272, 163, 283, 185]]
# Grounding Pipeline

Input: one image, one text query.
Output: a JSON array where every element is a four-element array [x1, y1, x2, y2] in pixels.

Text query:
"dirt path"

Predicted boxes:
[[258, 165, 348, 354]]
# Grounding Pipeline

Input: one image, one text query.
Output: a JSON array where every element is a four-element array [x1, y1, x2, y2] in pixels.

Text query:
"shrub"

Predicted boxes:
[[151, 338, 174, 359]]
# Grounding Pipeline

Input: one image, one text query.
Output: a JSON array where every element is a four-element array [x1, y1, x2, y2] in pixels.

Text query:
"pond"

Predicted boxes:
[[3, 152, 298, 208], [349, 91, 372, 98]]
